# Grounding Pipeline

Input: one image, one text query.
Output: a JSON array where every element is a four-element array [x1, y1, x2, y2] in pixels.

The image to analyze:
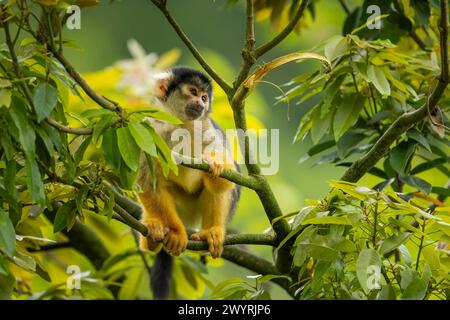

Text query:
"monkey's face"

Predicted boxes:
[[165, 83, 210, 121]]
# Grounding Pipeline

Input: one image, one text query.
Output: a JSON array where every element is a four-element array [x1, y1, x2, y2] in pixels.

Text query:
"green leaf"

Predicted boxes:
[[257, 274, 290, 284], [25, 159, 46, 206], [211, 278, 247, 297], [401, 176, 432, 195], [0, 89, 11, 108], [136, 108, 183, 124], [299, 140, 336, 163], [411, 157, 449, 175], [80, 108, 113, 119], [333, 94, 365, 140], [74, 135, 92, 165], [117, 126, 141, 172], [310, 106, 332, 144], [13, 251, 36, 272], [118, 268, 143, 300], [422, 246, 440, 271], [376, 284, 397, 300], [431, 186, 450, 197], [128, 122, 157, 156], [102, 128, 121, 171], [356, 248, 382, 294], [308, 242, 340, 261], [0, 273, 15, 299], [411, 0, 431, 28], [0, 209, 16, 257], [33, 83, 58, 122], [10, 97, 35, 159], [102, 189, 115, 221], [337, 132, 366, 159], [0, 256, 10, 276], [324, 35, 347, 61], [334, 238, 357, 252], [389, 141, 415, 175], [400, 268, 428, 300], [93, 114, 114, 143], [407, 129, 431, 152], [75, 185, 89, 214], [147, 125, 177, 176], [380, 232, 411, 255], [119, 158, 138, 189], [367, 65, 391, 96], [302, 216, 351, 225], [53, 202, 73, 233]]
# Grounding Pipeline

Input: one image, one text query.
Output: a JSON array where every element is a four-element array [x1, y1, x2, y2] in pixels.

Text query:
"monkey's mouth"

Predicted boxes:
[[185, 105, 204, 119]]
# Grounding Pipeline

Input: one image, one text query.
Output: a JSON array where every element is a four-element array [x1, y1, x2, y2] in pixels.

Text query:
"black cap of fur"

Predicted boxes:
[[167, 66, 213, 108]]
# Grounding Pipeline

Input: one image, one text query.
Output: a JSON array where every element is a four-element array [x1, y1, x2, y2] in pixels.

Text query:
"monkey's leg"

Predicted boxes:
[[191, 157, 236, 258], [138, 189, 188, 256]]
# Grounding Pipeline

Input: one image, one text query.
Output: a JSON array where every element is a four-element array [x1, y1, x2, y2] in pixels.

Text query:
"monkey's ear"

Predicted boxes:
[[152, 72, 172, 101]]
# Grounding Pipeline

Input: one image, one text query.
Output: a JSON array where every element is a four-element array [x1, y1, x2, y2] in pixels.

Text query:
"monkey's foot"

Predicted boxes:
[[139, 235, 163, 252], [201, 154, 224, 178], [143, 218, 169, 242], [190, 227, 224, 259], [163, 229, 188, 256]]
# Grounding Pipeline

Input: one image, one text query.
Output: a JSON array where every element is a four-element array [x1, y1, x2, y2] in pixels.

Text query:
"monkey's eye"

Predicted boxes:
[[201, 95, 207, 103], [190, 88, 198, 96]]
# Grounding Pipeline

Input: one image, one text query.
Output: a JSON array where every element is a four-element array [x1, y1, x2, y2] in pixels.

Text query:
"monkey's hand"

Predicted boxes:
[[140, 218, 168, 252], [163, 225, 188, 256], [201, 153, 225, 179], [145, 218, 169, 242], [190, 227, 224, 258]]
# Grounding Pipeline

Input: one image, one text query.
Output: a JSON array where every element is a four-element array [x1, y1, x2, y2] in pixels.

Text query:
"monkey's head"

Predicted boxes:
[[153, 67, 212, 122]]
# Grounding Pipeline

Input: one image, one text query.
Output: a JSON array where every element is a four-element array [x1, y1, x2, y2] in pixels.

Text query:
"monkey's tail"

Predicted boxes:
[[151, 250, 174, 300]]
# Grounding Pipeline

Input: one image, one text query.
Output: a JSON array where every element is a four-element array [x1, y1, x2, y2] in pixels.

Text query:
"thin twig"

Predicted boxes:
[[254, 0, 309, 58], [45, 117, 93, 135], [149, 0, 232, 93]]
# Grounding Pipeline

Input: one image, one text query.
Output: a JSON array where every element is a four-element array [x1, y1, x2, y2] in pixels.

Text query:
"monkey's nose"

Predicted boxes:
[[185, 103, 204, 119]]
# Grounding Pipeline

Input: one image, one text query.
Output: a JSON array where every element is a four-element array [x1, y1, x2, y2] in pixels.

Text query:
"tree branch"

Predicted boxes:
[[149, 0, 232, 93], [111, 202, 276, 249], [341, 0, 449, 183], [245, 0, 256, 54], [45, 117, 93, 135], [43, 44, 126, 116], [1, 8, 35, 110], [174, 153, 261, 190], [187, 233, 276, 250], [99, 182, 277, 249], [27, 241, 71, 252], [254, 0, 309, 58]]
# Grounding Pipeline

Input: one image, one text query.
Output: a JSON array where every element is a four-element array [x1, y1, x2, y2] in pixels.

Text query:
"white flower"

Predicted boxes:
[[115, 39, 161, 97]]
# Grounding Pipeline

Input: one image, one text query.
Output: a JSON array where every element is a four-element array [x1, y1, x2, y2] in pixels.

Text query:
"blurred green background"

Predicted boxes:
[[62, 0, 360, 299]]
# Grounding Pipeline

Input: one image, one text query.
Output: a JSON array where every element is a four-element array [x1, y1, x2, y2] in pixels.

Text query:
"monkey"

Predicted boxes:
[[135, 66, 241, 299]]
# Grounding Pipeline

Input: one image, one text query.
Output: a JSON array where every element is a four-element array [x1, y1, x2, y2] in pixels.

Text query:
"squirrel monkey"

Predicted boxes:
[[136, 67, 240, 299]]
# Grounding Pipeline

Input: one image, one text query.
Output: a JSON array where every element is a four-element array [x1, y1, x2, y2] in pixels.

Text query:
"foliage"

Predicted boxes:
[[0, 0, 448, 300], [284, 2, 449, 197], [287, 181, 449, 300]]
